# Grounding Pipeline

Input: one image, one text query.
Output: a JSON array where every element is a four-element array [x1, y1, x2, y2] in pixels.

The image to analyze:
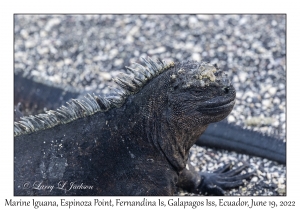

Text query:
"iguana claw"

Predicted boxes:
[[197, 164, 254, 195]]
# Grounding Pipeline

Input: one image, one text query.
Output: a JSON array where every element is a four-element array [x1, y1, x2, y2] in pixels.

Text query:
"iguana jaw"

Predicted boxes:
[[197, 98, 235, 112]]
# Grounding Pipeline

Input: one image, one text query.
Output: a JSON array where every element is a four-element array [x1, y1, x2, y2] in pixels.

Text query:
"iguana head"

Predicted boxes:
[[166, 61, 235, 130], [131, 60, 235, 133], [123, 59, 236, 170]]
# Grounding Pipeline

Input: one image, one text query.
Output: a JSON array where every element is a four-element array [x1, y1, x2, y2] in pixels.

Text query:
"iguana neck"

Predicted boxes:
[[123, 71, 207, 172], [159, 120, 209, 171]]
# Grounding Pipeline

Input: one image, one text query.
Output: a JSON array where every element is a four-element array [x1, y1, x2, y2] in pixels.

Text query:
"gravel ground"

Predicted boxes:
[[14, 14, 286, 196]]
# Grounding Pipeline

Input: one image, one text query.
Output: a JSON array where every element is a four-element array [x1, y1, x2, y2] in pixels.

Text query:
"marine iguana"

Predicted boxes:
[[14, 64, 286, 165], [14, 58, 253, 195]]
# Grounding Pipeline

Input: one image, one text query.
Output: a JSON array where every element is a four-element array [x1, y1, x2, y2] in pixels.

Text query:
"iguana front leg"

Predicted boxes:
[[177, 162, 253, 195]]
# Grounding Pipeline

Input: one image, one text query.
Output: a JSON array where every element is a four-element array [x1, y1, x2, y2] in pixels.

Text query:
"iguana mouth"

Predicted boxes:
[[197, 97, 235, 112]]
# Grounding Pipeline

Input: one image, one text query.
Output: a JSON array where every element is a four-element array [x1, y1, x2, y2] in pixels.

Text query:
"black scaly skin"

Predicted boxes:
[[14, 60, 252, 195]]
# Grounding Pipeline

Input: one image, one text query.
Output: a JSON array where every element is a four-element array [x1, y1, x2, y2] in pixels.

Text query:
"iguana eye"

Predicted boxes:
[[190, 89, 203, 95]]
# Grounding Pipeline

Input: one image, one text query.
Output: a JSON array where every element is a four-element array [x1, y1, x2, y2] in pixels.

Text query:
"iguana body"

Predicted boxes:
[[14, 58, 251, 195], [14, 65, 286, 165]]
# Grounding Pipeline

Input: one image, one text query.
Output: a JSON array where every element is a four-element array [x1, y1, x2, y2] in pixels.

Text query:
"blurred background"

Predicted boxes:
[[14, 14, 286, 195]]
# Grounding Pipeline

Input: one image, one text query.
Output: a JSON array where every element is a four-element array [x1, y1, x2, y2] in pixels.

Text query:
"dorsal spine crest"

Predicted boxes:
[[14, 57, 175, 137]]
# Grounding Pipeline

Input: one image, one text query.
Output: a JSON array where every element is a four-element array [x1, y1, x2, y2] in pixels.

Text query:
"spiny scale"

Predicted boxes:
[[14, 57, 174, 137]]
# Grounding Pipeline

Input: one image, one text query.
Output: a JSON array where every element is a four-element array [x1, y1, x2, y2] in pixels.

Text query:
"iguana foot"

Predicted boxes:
[[197, 164, 254, 195], [177, 162, 254, 195]]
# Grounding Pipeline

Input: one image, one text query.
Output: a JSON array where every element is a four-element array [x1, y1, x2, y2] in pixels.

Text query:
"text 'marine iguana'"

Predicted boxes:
[[14, 58, 253, 196]]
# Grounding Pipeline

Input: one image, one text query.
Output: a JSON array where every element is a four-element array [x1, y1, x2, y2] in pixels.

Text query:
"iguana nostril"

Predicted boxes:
[[223, 87, 229, 94]]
